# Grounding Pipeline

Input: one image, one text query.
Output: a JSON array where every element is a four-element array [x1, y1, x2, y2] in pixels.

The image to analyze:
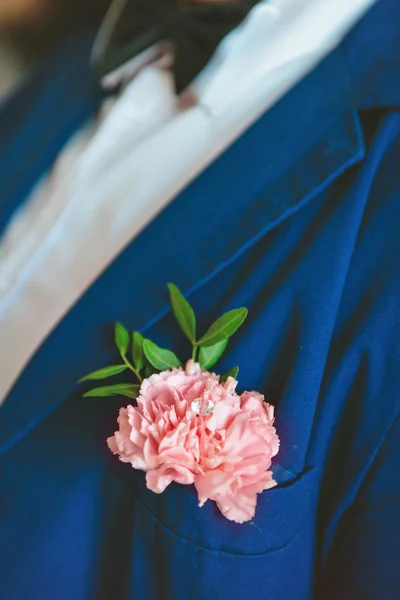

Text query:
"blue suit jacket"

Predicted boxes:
[[1, 2, 400, 598]]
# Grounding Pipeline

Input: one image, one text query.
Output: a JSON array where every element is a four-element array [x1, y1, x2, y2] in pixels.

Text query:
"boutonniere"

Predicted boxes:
[[80, 284, 280, 524]]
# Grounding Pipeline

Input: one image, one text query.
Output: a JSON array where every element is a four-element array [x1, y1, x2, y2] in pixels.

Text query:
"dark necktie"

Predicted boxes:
[[93, 0, 259, 93]]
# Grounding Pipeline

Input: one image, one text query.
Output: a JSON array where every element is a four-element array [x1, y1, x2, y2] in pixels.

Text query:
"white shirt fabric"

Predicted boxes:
[[0, 0, 376, 404]]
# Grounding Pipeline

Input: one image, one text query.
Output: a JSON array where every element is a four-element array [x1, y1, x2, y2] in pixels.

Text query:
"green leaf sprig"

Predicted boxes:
[[80, 323, 146, 398], [83, 384, 140, 399], [167, 283, 247, 369], [79, 284, 247, 399]]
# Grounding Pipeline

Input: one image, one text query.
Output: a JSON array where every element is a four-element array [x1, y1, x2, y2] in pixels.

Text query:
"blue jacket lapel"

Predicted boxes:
[[0, 47, 365, 457], [0, 32, 103, 237]]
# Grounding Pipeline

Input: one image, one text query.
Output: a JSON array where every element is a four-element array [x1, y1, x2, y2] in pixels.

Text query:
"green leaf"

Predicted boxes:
[[79, 364, 127, 383], [132, 331, 145, 372], [168, 283, 196, 343], [198, 339, 228, 370], [220, 366, 239, 382], [197, 308, 248, 347], [83, 383, 140, 399], [143, 339, 182, 371], [115, 322, 130, 355], [144, 364, 157, 378]]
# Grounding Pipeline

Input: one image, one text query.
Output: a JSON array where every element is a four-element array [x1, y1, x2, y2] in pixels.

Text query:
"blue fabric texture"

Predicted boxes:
[[0, 32, 103, 238], [1, 2, 400, 598]]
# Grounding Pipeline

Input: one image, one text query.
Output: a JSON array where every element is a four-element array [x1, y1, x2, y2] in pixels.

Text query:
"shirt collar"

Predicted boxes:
[[103, 0, 378, 117], [195, 0, 377, 116]]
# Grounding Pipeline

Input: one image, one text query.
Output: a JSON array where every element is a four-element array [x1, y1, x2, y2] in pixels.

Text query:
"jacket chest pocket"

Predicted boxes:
[[120, 466, 319, 600]]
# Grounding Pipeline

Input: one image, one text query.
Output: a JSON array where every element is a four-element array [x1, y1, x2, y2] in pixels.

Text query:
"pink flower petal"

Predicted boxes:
[[146, 464, 196, 493], [216, 492, 258, 524], [194, 469, 232, 507], [107, 360, 280, 523]]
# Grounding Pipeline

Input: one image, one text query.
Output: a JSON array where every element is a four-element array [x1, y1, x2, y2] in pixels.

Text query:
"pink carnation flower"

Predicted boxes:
[[107, 360, 280, 523]]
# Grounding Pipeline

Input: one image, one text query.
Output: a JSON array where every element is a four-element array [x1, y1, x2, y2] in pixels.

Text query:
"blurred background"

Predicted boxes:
[[0, 0, 111, 96]]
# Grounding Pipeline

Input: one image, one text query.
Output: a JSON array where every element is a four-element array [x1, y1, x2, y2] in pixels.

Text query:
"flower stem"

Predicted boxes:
[[192, 345, 198, 362], [122, 354, 143, 383]]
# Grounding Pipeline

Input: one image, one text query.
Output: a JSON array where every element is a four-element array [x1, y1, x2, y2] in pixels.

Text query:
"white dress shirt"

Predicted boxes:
[[0, 0, 376, 403]]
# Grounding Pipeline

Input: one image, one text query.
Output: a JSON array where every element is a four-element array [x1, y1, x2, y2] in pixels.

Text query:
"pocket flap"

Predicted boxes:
[[132, 465, 318, 555]]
